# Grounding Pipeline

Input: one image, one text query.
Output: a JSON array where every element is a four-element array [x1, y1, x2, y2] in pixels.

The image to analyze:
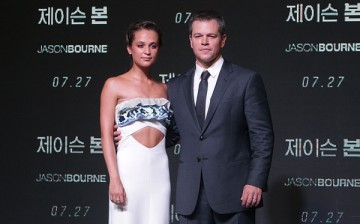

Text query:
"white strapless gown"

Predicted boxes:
[[108, 98, 171, 224]]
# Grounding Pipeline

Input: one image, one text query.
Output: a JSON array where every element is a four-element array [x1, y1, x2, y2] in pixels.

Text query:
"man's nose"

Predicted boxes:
[[201, 37, 209, 45]]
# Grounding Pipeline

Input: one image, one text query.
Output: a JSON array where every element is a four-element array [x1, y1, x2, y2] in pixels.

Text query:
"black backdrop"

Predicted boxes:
[[3, 0, 360, 223]]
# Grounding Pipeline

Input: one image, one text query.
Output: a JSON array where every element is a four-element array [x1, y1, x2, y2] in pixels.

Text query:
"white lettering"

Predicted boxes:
[[36, 173, 107, 183], [37, 45, 108, 54]]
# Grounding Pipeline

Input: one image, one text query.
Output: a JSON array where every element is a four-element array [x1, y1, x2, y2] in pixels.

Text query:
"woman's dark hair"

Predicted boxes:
[[126, 20, 162, 47]]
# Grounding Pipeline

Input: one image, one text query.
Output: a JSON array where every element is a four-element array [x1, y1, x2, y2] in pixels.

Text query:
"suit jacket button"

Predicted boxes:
[[200, 135, 204, 141], [197, 157, 201, 162]]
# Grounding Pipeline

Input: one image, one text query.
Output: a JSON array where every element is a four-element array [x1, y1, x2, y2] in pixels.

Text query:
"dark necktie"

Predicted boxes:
[[196, 70, 211, 128]]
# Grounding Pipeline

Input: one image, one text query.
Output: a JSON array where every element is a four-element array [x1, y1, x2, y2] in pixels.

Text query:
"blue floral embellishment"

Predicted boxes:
[[116, 98, 173, 127]]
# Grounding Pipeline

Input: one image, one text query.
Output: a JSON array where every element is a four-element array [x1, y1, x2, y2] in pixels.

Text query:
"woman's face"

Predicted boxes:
[[127, 29, 160, 69]]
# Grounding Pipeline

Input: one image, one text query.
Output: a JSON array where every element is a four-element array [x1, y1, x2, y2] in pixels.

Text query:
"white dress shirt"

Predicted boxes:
[[193, 57, 224, 118]]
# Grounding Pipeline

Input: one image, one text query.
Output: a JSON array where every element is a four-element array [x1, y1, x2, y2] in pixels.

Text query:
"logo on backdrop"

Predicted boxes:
[[284, 177, 360, 188], [37, 45, 108, 54], [38, 6, 108, 25], [36, 173, 107, 183], [285, 43, 360, 53], [284, 138, 360, 158], [286, 3, 360, 23], [36, 136, 102, 155]]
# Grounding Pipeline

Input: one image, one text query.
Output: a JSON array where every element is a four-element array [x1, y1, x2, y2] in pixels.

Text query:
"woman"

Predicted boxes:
[[100, 20, 172, 224]]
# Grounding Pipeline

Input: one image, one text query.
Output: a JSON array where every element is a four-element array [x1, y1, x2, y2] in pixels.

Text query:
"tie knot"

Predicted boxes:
[[201, 70, 211, 80]]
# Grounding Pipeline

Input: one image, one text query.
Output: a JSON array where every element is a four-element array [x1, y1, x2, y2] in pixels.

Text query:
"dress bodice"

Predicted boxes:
[[115, 98, 172, 126], [115, 98, 173, 138]]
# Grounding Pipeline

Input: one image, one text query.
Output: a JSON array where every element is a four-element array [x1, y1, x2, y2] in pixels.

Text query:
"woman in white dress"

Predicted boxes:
[[100, 20, 172, 224]]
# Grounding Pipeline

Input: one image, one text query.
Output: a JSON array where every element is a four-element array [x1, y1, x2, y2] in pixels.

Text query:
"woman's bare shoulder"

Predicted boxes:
[[104, 73, 130, 87], [160, 82, 168, 92], [152, 81, 168, 98]]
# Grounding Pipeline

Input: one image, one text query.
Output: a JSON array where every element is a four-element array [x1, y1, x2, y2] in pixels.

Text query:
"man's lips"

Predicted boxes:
[[199, 48, 211, 53]]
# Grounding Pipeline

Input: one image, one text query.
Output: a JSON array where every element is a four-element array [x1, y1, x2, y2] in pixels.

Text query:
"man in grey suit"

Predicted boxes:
[[167, 10, 274, 224]]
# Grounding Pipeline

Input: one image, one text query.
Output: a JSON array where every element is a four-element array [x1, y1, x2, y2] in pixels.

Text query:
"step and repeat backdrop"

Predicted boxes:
[[4, 0, 360, 223]]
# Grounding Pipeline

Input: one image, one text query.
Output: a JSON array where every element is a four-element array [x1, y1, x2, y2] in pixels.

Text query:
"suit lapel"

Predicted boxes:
[[181, 67, 200, 128], [203, 61, 233, 131]]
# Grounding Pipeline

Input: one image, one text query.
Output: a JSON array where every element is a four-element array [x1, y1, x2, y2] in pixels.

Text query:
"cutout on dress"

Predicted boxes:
[[131, 126, 164, 148]]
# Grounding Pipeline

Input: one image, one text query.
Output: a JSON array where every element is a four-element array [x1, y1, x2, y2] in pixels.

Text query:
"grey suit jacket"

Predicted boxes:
[[167, 60, 274, 215]]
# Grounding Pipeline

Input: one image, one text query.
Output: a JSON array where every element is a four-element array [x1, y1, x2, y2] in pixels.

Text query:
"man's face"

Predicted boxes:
[[189, 19, 226, 68]]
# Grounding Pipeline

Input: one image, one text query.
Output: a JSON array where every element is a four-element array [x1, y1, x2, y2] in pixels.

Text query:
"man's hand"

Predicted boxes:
[[241, 184, 262, 208], [113, 124, 121, 146]]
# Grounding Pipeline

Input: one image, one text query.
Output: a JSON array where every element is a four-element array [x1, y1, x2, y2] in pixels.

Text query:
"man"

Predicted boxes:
[[167, 10, 273, 224], [115, 10, 274, 224]]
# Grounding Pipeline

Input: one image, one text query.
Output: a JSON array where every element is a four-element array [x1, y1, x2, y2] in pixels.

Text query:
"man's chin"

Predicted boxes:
[[197, 57, 216, 66]]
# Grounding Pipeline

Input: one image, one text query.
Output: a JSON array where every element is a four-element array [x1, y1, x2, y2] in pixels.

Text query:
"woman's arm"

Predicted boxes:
[[100, 77, 126, 206]]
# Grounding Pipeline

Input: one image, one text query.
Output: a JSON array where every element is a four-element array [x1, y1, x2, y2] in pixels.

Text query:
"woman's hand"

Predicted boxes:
[[109, 179, 127, 206]]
